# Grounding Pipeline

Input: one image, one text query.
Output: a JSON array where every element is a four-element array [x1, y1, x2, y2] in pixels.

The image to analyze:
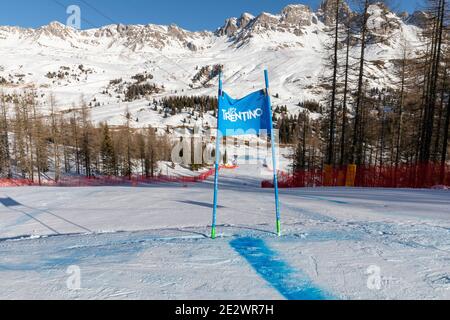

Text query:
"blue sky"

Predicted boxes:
[[0, 0, 423, 31]]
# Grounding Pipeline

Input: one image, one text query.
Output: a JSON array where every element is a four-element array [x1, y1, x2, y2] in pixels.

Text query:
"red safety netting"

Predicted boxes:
[[262, 163, 450, 189], [0, 178, 35, 187], [0, 167, 222, 188]]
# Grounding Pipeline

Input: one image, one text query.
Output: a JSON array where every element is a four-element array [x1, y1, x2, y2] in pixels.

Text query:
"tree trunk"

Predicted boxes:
[[351, 0, 369, 165], [441, 93, 450, 183], [340, 22, 351, 167], [327, 0, 340, 166]]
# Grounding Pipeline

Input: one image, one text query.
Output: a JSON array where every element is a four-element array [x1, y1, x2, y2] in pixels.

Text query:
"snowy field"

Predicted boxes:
[[0, 165, 449, 300]]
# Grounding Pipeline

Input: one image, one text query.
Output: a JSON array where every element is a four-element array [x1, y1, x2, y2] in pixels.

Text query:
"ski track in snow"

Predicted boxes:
[[0, 165, 449, 300]]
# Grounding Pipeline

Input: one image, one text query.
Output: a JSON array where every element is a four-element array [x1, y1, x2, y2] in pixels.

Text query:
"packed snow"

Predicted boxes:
[[0, 164, 449, 300]]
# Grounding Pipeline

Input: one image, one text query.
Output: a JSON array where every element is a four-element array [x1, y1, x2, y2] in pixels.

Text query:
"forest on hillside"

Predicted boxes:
[[284, 0, 450, 185], [0, 92, 174, 183]]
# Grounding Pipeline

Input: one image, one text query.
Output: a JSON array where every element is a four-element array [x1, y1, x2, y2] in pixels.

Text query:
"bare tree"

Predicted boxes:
[[0, 92, 11, 177]]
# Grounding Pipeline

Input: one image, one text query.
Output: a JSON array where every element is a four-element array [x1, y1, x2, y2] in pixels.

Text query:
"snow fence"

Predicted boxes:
[[262, 163, 450, 189]]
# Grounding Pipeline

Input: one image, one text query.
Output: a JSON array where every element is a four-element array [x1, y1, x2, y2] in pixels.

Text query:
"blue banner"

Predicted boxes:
[[218, 89, 272, 137]]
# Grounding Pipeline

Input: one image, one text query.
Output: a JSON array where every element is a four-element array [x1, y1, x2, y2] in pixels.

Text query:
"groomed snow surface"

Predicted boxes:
[[0, 164, 449, 300]]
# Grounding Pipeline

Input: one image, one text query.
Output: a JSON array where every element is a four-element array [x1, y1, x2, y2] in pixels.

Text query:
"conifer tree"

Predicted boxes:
[[100, 122, 116, 176]]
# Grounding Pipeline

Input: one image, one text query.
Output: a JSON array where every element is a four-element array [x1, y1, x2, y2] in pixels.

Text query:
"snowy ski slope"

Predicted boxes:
[[0, 164, 449, 300]]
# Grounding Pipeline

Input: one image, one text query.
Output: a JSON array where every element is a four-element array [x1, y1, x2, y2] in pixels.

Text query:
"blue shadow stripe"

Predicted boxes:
[[230, 237, 332, 300]]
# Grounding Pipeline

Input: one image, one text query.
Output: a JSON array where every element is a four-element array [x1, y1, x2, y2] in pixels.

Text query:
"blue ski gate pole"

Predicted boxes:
[[211, 73, 222, 239], [265, 70, 281, 236]]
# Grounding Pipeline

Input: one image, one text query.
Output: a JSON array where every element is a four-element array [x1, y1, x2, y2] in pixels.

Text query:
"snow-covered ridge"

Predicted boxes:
[[0, 2, 425, 128], [0, 20, 212, 52], [0, 2, 424, 52]]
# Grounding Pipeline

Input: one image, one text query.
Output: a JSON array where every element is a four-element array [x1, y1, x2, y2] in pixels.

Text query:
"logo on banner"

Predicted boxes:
[[222, 107, 263, 123], [218, 90, 271, 136]]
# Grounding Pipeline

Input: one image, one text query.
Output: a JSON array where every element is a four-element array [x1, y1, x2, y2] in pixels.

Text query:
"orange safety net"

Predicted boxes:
[[262, 163, 450, 189]]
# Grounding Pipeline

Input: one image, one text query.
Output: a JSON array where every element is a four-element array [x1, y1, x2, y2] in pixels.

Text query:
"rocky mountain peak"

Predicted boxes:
[[317, 0, 352, 26], [41, 21, 67, 30], [38, 21, 71, 34], [365, 2, 403, 42], [217, 18, 238, 37], [239, 12, 255, 27], [34, 21, 78, 42], [406, 11, 430, 29], [280, 4, 312, 25], [216, 4, 315, 39]]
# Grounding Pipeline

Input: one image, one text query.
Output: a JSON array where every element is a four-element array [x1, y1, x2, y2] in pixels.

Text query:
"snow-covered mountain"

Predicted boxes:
[[0, 1, 424, 128]]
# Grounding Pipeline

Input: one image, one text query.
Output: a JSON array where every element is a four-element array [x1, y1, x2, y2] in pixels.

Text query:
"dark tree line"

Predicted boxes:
[[158, 95, 218, 118]]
